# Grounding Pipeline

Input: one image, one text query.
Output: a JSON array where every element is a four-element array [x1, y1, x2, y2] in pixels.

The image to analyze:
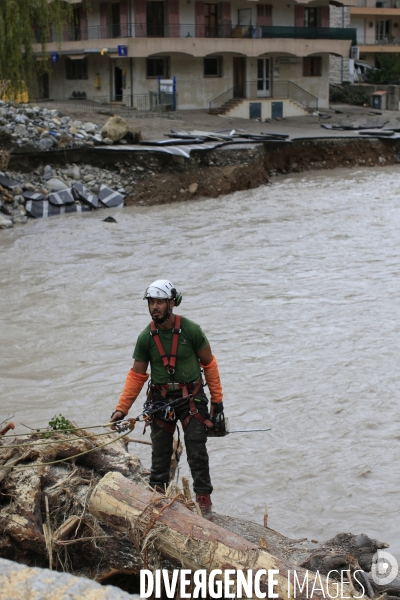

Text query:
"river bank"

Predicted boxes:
[[2, 102, 400, 226], [3, 136, 400, 215]]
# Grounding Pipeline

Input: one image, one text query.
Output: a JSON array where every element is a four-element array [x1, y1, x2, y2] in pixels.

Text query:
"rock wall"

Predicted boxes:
[[329, 6, 351, 84], [0, 558, 139, 600]]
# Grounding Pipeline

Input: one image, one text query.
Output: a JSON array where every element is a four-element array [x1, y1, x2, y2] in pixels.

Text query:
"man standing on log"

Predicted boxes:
[[110, 280, 224, 516]]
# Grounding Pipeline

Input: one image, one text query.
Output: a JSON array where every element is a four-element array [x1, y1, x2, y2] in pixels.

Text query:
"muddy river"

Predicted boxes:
[[1, 166, 399, 557]]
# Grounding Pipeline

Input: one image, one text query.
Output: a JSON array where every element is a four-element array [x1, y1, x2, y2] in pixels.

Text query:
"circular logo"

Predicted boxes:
[[371, 550, 398, 586]]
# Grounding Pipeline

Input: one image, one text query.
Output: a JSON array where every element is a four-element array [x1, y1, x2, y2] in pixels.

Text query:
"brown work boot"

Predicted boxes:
[[196, 493, 212, 519]]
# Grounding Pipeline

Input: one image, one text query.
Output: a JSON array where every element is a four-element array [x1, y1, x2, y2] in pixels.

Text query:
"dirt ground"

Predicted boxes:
[[33, 101, 400, 142]]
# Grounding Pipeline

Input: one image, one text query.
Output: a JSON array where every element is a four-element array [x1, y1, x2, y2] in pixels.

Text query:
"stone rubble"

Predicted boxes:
[[0, 100, 140, 151], [0, 162, 133, 226]]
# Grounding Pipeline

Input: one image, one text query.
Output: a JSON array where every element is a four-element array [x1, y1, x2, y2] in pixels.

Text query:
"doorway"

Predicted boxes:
[[205, 4, 218, 37], [147, 2, 165, 37], [233, 57, 246, 98], [38, 72, 50, 99], [257, 58, 270, 97], [114, 66, 123, 101], [376, 20, 390, 42], [112, 3, 121, 37]]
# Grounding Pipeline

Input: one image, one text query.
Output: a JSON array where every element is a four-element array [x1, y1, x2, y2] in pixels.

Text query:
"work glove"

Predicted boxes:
[[211, 401, 224, 415], [110, 410, 125, 431], [211, 402, 226, 435]]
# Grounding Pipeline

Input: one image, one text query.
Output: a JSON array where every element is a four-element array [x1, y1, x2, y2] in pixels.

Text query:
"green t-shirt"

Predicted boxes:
[[133, 316, 209, 384]]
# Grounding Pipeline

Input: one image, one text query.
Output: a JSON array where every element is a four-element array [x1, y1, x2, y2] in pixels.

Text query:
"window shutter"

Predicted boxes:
[[80, 8, 88, 40], [219, 2, 231, 37], [320, 6, 329, 28], [120, 0, 129, 36], [265, 5, 272, 26], [195, 1, 205, 37], [135, 0, 147, 37], [168, 0, 180, 37], [257, 5, 272, 28], [100, 2, 108, 38], [295, 5, 305, 27], [303, 56, 312, 76]]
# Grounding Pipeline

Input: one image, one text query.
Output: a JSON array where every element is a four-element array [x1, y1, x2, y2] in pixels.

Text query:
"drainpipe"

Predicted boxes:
[[271, 57, 274, 99], [130, 57, 134, 107], [341, 6, 344, 83], [129, 0, 133, 106]]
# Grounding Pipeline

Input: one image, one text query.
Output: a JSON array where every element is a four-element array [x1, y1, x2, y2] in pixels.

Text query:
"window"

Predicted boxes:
[[303, 56, 322, 77], [65, 58, 88, 80], [204, 57, 223, 77], [146, 57, 170, 78], [304, 7, 318, 27]]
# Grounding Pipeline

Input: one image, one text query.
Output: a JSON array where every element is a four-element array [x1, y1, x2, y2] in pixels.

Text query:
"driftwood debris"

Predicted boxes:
[[0, 426, 396, 597]]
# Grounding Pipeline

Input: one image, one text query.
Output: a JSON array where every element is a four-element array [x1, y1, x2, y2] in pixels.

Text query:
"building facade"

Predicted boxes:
[[329, 5, 351, 83], [351, 0, 400, 69], [37, 0, 357, 115]]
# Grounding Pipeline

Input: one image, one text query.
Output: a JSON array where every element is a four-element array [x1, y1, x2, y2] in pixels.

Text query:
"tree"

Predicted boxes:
[[0, 0, 72, 96], [367, 54, 400, 84]]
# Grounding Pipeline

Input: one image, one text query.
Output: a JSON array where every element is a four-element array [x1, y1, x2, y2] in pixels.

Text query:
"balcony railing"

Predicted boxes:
[[209, 80, 318, 113], [356, 0, 400, 7], [358, 35, 400, 44], [40, 23, 357, 43]]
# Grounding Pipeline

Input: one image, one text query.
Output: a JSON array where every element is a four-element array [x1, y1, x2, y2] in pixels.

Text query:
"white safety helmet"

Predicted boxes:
[[143, 280, 182, 306]]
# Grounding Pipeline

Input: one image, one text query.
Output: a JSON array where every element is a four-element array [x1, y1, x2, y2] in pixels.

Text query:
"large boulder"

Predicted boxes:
[[101, 116, 141, 143], [101, 116, 129, 142]]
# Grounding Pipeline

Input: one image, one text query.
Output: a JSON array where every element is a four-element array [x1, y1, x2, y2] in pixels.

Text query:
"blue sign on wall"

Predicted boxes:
[[51, 52, 59, 64], [118, 45, 128, 57]]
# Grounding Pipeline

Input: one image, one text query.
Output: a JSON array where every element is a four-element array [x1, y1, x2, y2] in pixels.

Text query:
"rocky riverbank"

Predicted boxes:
[[2, 100, 400, 229]]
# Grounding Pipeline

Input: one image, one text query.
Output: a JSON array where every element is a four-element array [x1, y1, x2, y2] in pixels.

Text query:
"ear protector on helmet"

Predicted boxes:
[[171, 288, 182, 307]]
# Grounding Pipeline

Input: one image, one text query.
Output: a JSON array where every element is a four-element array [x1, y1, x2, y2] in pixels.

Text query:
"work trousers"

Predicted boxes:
[[149, 389, 213, 494]]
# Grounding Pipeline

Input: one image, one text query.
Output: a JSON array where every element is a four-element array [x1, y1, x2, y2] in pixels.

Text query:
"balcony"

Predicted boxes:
[[351, 1, 400, 15], [44, 23, 357, 42], [38, 24, 356, 58]]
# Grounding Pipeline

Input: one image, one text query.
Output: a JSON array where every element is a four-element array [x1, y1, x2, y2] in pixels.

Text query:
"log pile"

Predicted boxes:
[[0, 424, 397, 598]]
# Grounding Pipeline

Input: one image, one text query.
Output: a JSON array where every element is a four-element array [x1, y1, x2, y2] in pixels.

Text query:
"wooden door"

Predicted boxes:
[[233, 57, 245, 98]]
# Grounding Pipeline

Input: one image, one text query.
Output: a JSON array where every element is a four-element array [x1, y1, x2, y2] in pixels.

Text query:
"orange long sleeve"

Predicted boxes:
[[115, 370, 149, 415], [200, 355, 223, 404]]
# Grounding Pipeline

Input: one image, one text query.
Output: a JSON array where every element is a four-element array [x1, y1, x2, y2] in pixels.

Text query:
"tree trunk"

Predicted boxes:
[[89, 472, 350, 600]]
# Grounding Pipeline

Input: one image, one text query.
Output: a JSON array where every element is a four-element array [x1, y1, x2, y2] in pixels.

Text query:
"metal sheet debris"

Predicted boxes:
[[98, 185, 125, 208], [0, 175, 19, 190], [25, 200, 90, 219], [72, 182, 99, 209], [48, 189, 75, 206], [22, 191, 45, 202]]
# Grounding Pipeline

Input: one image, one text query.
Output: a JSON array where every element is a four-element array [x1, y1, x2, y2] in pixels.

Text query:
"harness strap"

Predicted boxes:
[[181, 387, 214, 433], [153, 417, 176, 435], [150, 314, 181, 375]]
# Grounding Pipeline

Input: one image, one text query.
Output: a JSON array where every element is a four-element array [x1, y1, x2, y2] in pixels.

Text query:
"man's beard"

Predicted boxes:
[[150, 305, 170, 324]]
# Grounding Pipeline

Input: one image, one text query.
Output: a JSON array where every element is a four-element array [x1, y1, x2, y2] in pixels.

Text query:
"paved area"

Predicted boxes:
[[36, 101, 400, 142]]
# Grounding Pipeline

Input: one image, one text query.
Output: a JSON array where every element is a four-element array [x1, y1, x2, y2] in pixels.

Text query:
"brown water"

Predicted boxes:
[[1, 166, 399, 557]]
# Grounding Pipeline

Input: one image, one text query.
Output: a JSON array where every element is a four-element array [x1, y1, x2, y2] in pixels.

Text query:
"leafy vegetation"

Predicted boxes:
[[0, 0, 71, 96], [367, 55, 400, 84], [329, 83, 370, 106], [48, 414, 72, 431]]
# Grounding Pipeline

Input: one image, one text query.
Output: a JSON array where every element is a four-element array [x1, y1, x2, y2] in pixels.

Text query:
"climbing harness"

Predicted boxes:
[[150, 314, 181, 378]]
